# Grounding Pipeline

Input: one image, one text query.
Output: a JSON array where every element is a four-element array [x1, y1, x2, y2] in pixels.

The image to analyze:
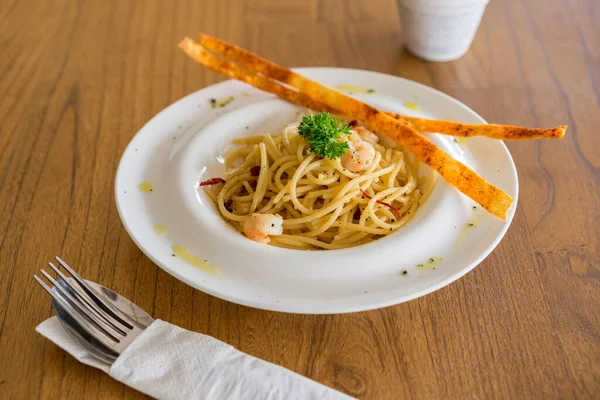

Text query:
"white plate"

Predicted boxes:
[[115, 68, 518, 314]]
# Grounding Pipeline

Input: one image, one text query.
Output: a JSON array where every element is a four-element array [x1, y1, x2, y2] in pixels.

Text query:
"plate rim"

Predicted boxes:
[[115, 67, 519, 314]]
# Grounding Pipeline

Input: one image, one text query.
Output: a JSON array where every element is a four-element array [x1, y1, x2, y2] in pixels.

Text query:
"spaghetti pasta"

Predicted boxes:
[[204, 118, 437, 250]]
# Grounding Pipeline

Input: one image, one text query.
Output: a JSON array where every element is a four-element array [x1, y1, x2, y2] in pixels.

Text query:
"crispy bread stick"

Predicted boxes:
[[181, 36, 514, 219]]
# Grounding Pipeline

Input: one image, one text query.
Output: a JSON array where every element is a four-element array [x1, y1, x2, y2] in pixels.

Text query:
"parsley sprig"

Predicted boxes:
[[297, 112, 352, 159]]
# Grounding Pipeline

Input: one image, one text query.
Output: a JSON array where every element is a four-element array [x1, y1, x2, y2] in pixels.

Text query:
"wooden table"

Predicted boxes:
[[1, 0, 598, 398]]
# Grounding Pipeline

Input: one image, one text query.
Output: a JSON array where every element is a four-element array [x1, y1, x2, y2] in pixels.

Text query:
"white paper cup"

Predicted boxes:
[[398, 0, 490, 62]]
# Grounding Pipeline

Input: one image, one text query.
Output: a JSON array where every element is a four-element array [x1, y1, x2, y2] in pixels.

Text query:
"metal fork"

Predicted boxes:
[[34, 257, 148, 363]]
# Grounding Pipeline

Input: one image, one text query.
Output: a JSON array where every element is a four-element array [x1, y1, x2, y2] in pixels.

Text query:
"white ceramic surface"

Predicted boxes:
[[398, 0, 490, 62], [115, 68, 518, 314]]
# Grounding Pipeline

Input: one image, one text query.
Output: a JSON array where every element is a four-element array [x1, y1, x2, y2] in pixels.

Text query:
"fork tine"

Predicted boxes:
[[34, 275, 120, 350], [55, 257, 140, 329], [48, 262, 128, 335], [34, 275, 58, 296], [52, 300, 119, 364], [39, 269, 124, 340]]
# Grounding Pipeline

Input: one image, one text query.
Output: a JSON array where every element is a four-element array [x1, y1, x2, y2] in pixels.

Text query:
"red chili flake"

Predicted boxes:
[[199, 177, 224, 186], [348, 120, 359, 127], [250, 166, 261, 176], [360, 189, 401, 220], [224, 199, 233, 211]]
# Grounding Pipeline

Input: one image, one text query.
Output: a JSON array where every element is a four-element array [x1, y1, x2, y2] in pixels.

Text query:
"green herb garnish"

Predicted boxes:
[[298, 112, 351, 159]]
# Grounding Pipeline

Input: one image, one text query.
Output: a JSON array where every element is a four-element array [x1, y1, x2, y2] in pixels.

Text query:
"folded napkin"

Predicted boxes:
[[37, 318, 353, 400]]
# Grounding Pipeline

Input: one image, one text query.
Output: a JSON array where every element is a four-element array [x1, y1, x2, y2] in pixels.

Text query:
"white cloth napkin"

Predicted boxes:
[[37, 318, 353, 400]]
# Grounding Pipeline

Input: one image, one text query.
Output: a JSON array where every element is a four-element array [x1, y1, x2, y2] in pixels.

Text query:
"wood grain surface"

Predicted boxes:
[[1, 0, 599, 398]]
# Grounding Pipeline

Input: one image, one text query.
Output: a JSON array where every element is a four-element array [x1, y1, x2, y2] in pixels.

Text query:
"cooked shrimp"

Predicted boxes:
[[243, 213, 283, 243], [354, 126, 379, 144], [347, 130, 362, 143], [340, 140, 376, 172]]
